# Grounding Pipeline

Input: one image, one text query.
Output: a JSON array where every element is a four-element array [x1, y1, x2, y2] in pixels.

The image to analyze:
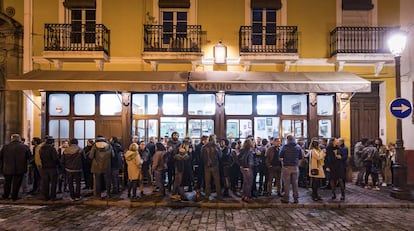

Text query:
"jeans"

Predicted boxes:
[[267, 167, 281, 194], [241, 167, 253, 198], [111, 168, 120, 193], [173, 171, 185, 197], [281, 166, 299, 201], [154, 170, 165, 195], [204, 166, 222, 199], [66, 171, 81, 199], [356, 166, 366, 185]]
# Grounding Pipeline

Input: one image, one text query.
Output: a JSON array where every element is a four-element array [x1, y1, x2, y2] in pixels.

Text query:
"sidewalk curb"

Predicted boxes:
[[1, 199, 413, 209]]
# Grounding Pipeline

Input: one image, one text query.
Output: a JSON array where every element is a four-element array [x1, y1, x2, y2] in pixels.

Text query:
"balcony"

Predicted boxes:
[[43, 23, 110, 69], [239, 26, 299, 64], [329, 26, 397, 69], [142, 24, 203, 66]]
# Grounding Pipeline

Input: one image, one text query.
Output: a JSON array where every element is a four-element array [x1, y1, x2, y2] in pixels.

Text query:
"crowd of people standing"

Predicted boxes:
[[0, 132, 395, 203]]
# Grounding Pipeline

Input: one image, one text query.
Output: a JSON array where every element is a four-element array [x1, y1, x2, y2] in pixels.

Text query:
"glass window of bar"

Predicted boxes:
[[254, 117, 280, 139], [132, 119, 158, 142], [132, 94, 158, 115], [317, 95, 334, 116], [318, 119, 332, 138], [99, 94, 122, 116], [74, 120, 95, 148], [163, 94, 183, 115], [49, 93, 70, 116], [281, 95, 307, 115], [188, 119, 214, 139], [226, 119, 252, 139], [225, 95, 252, 115], [188, 94, 215, 115], [257, 95, 277, 115], [49, 119, 69, 147], [74, 94, 95, 116], [281, 119, 307, 138], [160, 117, 186, 138]]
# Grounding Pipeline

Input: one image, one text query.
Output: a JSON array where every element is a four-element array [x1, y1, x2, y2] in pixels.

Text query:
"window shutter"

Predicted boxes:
[[159, 0, 190, 8], [63, 0, 96, 8], [342, 0, 374, 11], [251, 0, 282, 10]]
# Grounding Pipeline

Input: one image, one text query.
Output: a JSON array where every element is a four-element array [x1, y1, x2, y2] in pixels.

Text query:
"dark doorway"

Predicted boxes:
[[350, 82, 380, 151]]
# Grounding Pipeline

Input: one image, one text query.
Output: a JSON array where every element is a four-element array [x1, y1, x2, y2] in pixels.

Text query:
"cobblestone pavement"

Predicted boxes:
[[0, 204, 413, 231], [1, 181, 412, 209]]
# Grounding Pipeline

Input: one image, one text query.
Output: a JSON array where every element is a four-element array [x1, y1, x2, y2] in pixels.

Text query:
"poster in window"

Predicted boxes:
[[266, 118, 272, 126], [257, 119, 265, 131], [227, 122, 238, 138]]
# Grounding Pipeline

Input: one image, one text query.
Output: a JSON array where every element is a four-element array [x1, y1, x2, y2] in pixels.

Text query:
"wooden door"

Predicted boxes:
[[350, 83, 379, 151], [96, 118, 123, 142]]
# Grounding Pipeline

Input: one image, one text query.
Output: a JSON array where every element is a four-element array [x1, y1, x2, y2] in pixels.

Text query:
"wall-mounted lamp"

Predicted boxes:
[[339, 93, 350, 101], [122, 92, 130, 107], [213, 40, 227, 64], [216, 91, 225, 107]]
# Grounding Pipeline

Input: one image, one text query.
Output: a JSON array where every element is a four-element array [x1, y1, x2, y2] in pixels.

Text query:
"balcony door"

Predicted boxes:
[[65, 5, 96, 49], [251, 8, 277, 46], [161, 11, 188, 49]]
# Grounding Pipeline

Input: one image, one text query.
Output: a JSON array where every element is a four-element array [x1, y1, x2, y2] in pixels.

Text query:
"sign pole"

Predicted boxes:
[[390, 55, 412, 200]]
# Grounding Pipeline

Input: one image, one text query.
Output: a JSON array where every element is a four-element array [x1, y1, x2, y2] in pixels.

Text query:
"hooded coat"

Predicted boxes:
[[124, 150, 142, 180], [89, 138, 114, 174], [62, 144, 84, 172]]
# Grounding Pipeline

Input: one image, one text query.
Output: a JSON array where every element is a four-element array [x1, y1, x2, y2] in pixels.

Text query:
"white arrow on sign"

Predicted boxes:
[[392, 103, 410, 113]]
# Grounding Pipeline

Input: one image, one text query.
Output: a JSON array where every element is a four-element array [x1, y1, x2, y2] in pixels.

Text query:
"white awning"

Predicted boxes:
[[188, 71, 371, 93], [6, 71, 188, 92], [6, 70, 371, 93]]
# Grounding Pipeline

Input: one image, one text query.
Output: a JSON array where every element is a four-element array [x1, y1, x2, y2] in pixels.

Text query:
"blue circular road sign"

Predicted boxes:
[[389, 98, 412, 119]]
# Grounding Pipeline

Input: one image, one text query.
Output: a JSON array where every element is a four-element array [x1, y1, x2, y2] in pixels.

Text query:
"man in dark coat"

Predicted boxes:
[[62, 138, 84, 200], [110, 136, 123, 194], [166, 132, 181, 192], [39, 137, 60, 200], [0, 134, 31, 201], [201, 134, 222, 200]]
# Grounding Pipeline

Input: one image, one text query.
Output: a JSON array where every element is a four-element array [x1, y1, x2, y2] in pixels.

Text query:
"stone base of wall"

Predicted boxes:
[[406, 150, 414, 185]]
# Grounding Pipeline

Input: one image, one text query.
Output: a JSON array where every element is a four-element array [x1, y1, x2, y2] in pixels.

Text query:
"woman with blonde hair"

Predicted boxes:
[[308, 138, 326, 201], [124, 143, 142, 200]]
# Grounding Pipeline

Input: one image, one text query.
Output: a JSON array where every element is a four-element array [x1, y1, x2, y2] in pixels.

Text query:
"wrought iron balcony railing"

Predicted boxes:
[[44, 24, 110, 55], [329, 26, 398, 57], [239, 26, 298, 53], [143, 24, 202, 52]]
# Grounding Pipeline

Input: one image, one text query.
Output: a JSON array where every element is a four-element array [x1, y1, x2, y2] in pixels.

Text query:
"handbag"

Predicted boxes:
[[311, 168, 319, 175]]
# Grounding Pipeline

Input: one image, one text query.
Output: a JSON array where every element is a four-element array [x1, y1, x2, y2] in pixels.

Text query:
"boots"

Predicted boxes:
[[331, 191, 336, 200], [340, 192, 345, 201]]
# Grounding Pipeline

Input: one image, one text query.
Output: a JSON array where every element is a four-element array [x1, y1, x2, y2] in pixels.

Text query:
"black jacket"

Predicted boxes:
[[40, 143, 59, 169], [111, 142, 123, 169], [0, 141, 30, 175]]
